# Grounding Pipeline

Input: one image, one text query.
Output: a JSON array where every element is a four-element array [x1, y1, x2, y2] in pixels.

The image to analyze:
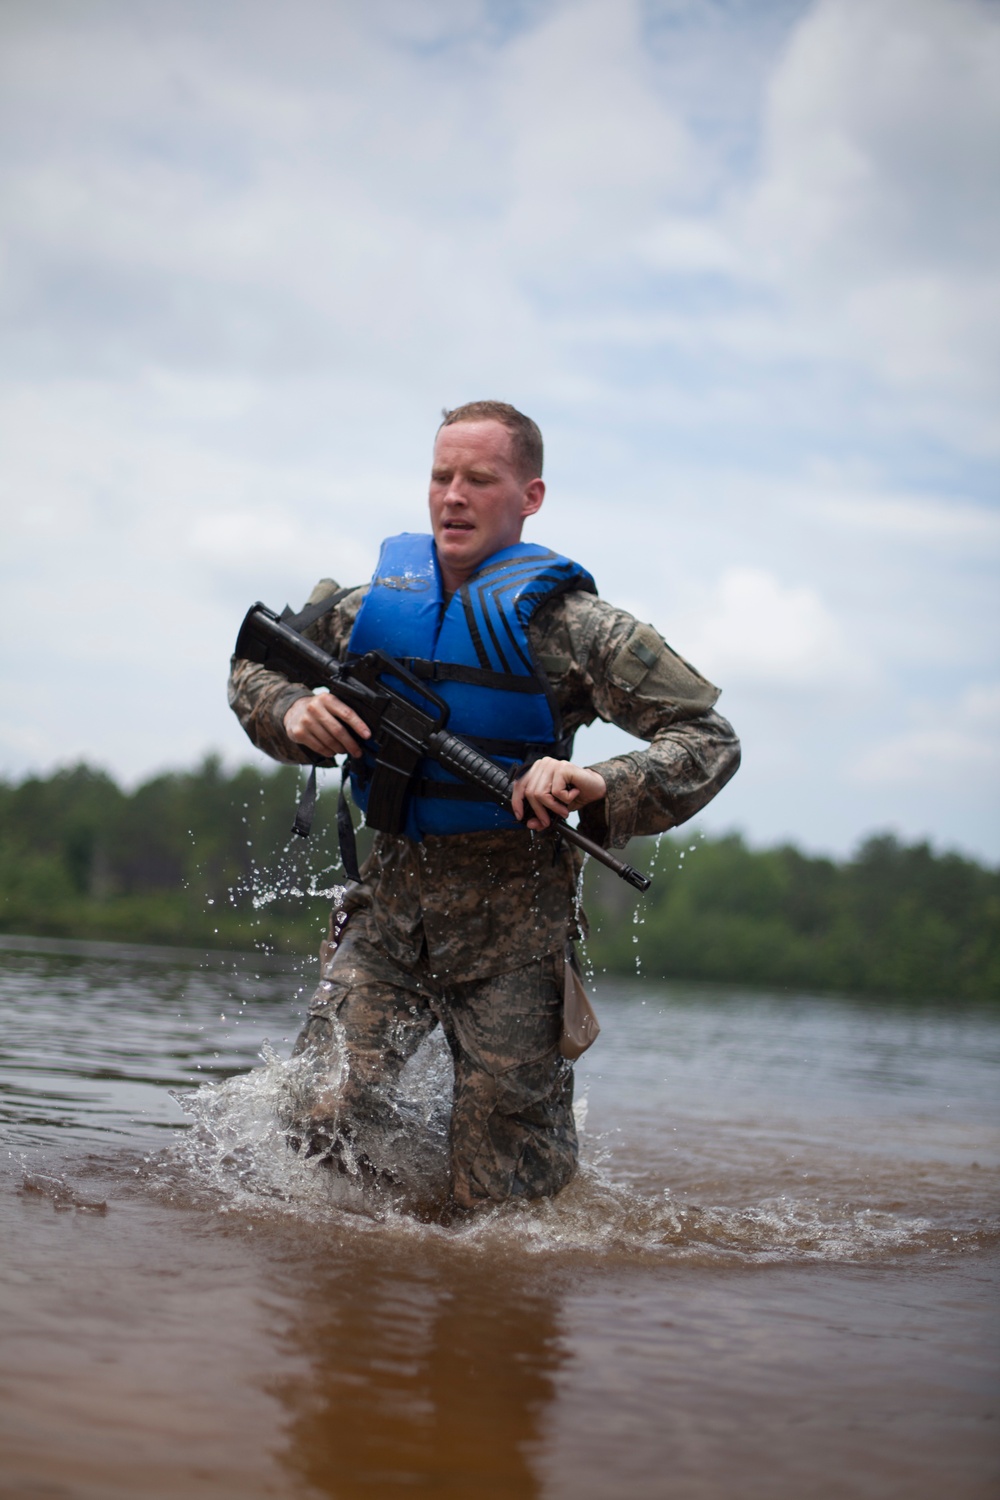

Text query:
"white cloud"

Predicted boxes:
[[673, 567, 857, 689], [743, 0, 1000, 410], [855, 727, 994, 786], [811, 487, 1000, 550], [636, 216, 740, 275], [617, 0, 1000, 451], [851, 683, 1000, 789], [188, 508, 372, 585], [2, 0, 997, 441], [0, 0, 997, 859], [498, 0, 700, 264], [751, 0, 1000, 277]]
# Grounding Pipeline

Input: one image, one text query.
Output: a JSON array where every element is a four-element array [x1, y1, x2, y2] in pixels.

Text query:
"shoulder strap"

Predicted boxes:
[[280, 586, 353, 634]]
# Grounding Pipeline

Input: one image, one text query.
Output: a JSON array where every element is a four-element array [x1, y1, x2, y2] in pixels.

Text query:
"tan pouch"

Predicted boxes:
[[560, 945, 600, 1060]]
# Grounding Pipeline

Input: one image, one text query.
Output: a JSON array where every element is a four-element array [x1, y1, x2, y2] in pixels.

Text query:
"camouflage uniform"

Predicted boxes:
[[229, 576, 740, 1207]]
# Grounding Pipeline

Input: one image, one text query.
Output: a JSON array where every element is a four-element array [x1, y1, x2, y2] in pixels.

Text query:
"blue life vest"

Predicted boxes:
[[347, 533, 596, 839]]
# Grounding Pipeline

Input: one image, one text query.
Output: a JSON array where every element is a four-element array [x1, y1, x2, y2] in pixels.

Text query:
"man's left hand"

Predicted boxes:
[[511, 757, 607, 831]]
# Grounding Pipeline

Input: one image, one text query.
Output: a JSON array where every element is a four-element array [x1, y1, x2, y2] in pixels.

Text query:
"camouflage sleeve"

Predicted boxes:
[[531, 593, 741, 849], [226, 579, 366, 765]]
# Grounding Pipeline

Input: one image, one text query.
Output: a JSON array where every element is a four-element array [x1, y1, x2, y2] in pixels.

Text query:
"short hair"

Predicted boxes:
[[439, 400, 543, 481]]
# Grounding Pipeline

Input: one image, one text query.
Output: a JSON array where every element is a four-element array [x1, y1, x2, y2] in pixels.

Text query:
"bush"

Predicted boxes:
[[584, 832, 1000, 1001], [1, 764, 996, 999]]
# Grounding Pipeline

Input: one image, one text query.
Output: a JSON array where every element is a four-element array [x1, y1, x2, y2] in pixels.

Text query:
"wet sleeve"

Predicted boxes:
[[552, 596, 741, 849], [226, 579, 364, 766]]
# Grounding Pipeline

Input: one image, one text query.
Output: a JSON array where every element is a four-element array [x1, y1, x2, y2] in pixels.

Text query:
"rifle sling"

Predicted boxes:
[[291, 765, 318, 839], [337, 777, 362, 883], [279, 588, 352, 634]]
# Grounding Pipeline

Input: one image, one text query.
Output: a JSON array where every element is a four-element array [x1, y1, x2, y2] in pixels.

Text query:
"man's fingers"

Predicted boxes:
[[299, 699, 358, 757], [285, 693, 370, 758], [513, 758, 571, 829], [511, 757, 607, 831], [314, 692, 369, 741], [316, 721, 362, 758], [314, 694, 370, 757], [526, 787, 568, 822]]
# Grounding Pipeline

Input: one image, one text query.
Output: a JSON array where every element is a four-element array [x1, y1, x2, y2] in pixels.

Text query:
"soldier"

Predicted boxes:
[[229, 401, 740, 1212]]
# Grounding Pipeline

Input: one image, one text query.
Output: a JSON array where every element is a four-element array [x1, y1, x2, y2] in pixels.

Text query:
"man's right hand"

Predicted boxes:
[[283, 692, 371, 759]]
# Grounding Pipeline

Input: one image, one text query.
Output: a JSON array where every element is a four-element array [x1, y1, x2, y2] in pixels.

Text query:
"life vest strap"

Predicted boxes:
[[415, 779, 493, 801], [337, 776, 362, 882], [464, 734, 545, 758], [399, 657, 544, 694]]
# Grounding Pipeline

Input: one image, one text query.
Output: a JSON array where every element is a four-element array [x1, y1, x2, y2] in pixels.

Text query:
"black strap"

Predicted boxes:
[[282, 587, 360, 868], [400, 658, 544, 694], [415, 779, 494, 801], [465, 735, 536, 758], [291, 765, 318, 838], [337, 778, 362, 882], [280, 586, 352, 635], [516, 741, 574, 774], [415, 734, 572, 801]]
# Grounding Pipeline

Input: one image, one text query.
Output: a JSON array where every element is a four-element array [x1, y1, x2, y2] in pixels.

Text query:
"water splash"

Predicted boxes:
[[249, 876, 346, 910], [157, 1041, 995, 1266], [18, 1168, 107, 1214], [475, 1172, 958, 1265], [170, 1028, 454, 1221]]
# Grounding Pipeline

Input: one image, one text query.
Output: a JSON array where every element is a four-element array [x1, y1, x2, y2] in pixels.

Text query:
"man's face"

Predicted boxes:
[[429, 420, 544, 588]]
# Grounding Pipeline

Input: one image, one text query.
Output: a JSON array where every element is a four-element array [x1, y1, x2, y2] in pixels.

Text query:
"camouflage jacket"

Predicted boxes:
[[229, 577, 740, 980]]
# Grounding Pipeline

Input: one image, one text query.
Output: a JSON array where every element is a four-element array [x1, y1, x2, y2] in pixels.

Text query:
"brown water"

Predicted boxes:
[[1, 936, 998, 1498]]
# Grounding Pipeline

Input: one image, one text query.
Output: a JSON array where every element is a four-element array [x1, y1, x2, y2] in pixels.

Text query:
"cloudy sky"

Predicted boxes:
[[1, 0, 998, 860]]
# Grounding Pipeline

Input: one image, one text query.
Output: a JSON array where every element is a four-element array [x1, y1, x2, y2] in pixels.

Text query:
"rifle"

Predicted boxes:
[[235, 602, 651, 892]]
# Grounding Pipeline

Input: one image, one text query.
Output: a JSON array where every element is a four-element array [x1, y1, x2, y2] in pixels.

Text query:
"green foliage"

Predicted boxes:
[[0, 757, 343, 954], [1, 762, 996, 999], [584, 832, 1000, 1001]]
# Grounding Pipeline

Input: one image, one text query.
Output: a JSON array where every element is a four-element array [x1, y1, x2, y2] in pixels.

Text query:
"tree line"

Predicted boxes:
[[1, 759, 996, 1001]]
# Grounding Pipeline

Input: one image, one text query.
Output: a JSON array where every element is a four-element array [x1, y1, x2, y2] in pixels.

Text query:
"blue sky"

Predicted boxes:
[[1, 0, 998, 859]]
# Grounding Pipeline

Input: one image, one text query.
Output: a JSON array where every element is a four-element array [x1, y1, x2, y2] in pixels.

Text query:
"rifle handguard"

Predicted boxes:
[[427, 729, 651, 891]]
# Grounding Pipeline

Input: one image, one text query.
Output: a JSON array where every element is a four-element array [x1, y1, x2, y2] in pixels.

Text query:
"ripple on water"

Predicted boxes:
[[5, 948, 997, 1270], [156, 1034, 999, 1268]]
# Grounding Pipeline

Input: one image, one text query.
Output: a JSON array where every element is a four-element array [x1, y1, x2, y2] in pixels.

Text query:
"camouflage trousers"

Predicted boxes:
[[291, 908, 578, 1209]]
